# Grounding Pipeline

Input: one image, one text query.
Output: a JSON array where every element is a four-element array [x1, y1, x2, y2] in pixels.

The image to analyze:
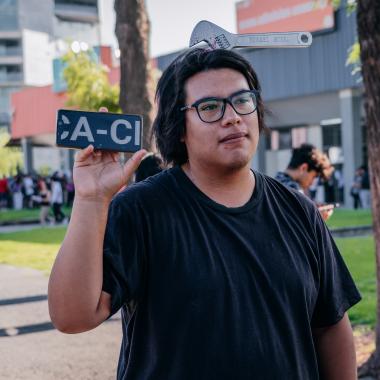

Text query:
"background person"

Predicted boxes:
[[134, 152, 163, 183], [51, 172, 65, 223], [350, 167, 363, 209], [49, 49, 360, 380], [22, 174, 34, 209], [275, 143, 335, 220], [10, 175, 23, 210], [38, 177, 51, 225], [359, 164, 371, 208], [0, 175, 9, 209]]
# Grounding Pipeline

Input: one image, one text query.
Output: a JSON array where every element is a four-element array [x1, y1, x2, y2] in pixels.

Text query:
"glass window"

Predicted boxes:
[[266, 128, 293, 151], [0, 39, 21, 56], [0, 0, 18, 30], [322, 124, 341, 150], [278, 129, 292, 150]]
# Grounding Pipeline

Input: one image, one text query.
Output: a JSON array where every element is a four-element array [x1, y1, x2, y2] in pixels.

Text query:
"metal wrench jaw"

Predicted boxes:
[[189, 20, 235, 50]]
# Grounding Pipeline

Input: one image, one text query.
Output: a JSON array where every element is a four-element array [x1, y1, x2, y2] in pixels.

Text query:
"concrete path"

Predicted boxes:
[[0, 222, 67, 234], [0, 264, 121, 380]]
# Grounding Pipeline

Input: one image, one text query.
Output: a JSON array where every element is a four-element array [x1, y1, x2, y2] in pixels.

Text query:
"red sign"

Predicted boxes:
[[236, 0, 335, 34]]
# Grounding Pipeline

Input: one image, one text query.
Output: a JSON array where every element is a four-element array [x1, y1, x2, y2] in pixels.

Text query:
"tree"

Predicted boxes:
[[0, 131, 23, 176], [354, 1, 380, 375], [330, 0, 380, 376], [114, 0, 152, 150], [62, 49, 120, 113]]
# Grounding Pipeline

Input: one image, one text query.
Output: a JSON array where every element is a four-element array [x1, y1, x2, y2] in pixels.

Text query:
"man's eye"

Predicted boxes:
[[234, 96, 251, 105], [200, 103, 219, 111]]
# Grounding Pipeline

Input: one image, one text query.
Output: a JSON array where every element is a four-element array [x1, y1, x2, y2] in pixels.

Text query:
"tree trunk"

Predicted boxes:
[[114, 0, 152, 150], [356, 0, 380, 377]]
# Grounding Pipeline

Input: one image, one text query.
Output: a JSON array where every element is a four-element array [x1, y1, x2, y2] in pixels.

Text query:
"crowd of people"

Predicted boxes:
[[0, 152, 372, 226], [0, 171, 75, 224]]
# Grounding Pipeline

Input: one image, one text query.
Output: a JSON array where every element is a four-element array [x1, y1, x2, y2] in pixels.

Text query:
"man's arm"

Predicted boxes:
[[48, 145, 145, 334], [312, 313, 357, 380], [48, 196, 112, 333]]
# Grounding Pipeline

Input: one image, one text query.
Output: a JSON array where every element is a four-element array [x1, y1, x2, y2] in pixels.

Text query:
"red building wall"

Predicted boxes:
[[11, 86, 67, 139]]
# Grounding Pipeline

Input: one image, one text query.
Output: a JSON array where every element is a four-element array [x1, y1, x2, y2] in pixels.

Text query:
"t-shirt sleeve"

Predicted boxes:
[[311, 209, 361, 328], [102, 194, 146, 317]]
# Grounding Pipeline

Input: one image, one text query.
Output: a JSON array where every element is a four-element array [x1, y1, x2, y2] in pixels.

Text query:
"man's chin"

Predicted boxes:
[[221, 153, 252, 171]]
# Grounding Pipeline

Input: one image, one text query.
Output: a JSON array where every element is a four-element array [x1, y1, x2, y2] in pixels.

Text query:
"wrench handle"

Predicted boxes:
[[235, 31, 312, 48]]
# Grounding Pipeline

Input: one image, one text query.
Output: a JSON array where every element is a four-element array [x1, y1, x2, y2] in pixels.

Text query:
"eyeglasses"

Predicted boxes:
[[180, 89, 259, 123]]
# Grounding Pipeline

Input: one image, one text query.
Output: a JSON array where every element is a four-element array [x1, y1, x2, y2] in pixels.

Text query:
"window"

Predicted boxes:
[[0, 0, 18, 30], [278, 129, 292, 150], [322, 124, 341, 150], [0, 39, 21, 57]]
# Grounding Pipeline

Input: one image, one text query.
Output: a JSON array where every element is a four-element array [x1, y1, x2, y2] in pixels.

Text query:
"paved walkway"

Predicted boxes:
[[0, 264, 121, 380]]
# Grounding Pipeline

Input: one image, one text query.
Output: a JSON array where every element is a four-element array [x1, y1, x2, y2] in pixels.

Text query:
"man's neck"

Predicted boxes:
[[285, 168, 304, 190], [182, 161, 255, 208]]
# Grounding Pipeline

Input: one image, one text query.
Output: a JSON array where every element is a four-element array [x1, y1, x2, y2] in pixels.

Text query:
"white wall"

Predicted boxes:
[[22, 29, 53, 86]]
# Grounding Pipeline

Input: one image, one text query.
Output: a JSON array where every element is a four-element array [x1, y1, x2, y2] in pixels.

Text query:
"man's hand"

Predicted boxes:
[[73, 107, 146, 203], [317, 204, 335, 221]]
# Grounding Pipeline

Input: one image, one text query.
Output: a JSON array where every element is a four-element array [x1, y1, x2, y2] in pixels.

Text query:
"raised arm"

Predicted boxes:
[[48, 143, 145, 334]]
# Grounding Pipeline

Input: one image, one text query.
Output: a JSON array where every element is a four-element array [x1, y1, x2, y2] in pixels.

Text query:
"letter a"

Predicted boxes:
[[70, 116, 94, 142]]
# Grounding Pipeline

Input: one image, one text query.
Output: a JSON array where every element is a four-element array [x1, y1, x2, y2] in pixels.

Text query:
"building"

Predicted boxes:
[[0, 0, 116, 171]]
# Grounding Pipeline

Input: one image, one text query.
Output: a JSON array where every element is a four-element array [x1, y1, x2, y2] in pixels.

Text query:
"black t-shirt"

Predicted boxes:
[[102, 167, 361, 380]]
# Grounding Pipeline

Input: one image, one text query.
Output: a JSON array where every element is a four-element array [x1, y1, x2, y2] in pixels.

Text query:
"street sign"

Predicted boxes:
[[56, 109, 142, 153]]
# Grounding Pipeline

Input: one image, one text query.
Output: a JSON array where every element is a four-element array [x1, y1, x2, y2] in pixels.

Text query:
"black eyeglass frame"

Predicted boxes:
[[180, 89, 260, 123]]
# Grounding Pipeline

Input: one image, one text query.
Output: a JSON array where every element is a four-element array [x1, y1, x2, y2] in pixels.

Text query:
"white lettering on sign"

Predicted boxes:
[[110, 119, 132, 144], [70, 116, 95, 142], [135, 121, 141, 146]]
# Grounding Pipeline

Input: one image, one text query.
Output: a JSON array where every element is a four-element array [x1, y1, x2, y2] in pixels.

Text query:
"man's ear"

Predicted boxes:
[[299, 163, 309, 173]]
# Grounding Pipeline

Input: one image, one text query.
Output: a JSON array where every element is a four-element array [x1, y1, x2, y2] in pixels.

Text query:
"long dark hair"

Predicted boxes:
[[152, 48, 266, 166]]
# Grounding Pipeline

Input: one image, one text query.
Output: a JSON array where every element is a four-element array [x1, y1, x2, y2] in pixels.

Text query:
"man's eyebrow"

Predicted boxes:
[[194, 89, 251, 101]]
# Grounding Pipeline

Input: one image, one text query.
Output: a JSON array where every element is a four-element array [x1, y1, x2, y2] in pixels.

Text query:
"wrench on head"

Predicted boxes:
[[189, 20, 312, 50]]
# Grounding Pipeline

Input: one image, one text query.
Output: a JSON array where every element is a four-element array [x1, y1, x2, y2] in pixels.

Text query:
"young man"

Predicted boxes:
[[275, 144, 333, 194], [275, 144, 335, 220], [48, 49, 361, 380]]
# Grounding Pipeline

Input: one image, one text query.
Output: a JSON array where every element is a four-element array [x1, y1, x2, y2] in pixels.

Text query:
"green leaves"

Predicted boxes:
[[346, 41, 362, 76], [62, 49, 121, 113], [330, 0, 357, 13], [0, 130, 23, 176]]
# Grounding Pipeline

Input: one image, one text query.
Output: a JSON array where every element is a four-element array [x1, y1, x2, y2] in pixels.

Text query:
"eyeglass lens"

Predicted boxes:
[[197, 91, 257, 123]]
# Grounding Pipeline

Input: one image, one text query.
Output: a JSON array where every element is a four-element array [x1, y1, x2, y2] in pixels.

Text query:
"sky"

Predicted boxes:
[[145, 0, 239, 57]]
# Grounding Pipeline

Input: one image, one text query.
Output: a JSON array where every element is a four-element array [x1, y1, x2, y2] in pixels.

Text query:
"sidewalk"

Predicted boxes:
[[0, 264, 121, 380]]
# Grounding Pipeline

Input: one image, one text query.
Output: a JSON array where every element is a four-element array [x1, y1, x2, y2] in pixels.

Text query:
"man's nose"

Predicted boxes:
[[221, 102, 241, 126]]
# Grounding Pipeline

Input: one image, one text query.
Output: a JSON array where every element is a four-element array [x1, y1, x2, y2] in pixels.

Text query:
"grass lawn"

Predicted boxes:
[[335, 236, 376, 327], [0, 208, 41, 222], [326, 208, 372, 229], [0, 227, 66, 274], [0, 225, 376, 328], [0, 207, 72, 223]]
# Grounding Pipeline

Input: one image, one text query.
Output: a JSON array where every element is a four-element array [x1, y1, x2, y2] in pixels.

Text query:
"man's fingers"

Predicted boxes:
[[123, 149, 147, 178], [75, 145, 94, 162], [99, 107, 108, 112]]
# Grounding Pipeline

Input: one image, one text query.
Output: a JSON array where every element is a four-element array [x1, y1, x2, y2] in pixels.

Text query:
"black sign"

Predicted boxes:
[[56, 109, 142, 152]]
